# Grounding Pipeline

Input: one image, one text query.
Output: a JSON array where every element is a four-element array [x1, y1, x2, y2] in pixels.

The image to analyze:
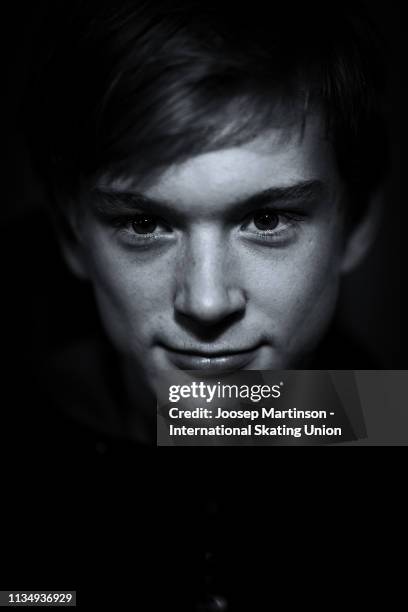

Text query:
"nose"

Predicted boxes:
[[174, 229, 246, 326]]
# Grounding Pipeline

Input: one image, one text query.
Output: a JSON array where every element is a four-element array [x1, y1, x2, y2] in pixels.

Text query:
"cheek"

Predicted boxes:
[[80, 232, 176, 346], [245, 223, 343, 343]]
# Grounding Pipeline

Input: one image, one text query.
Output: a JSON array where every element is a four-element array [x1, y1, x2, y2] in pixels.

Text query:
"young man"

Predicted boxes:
[[21, 0, 387, 446]]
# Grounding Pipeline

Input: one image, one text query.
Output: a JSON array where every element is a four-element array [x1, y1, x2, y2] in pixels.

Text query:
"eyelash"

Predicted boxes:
[[111, 216, 170, 241], [242, 211, 305, 241], [111, 209, 305, 244]]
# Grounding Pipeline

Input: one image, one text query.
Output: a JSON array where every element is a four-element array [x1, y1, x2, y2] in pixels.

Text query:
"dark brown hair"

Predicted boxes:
[[23, 0, 388, 221]]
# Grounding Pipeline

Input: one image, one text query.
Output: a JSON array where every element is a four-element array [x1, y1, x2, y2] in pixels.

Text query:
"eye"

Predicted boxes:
[[243, 210, 285, 234], [241, 208, 305, 244], [131, 214, 160, 235], [252, 211, 279, 231], [120, 213, 172, 237], [112, 213, 173, 243]]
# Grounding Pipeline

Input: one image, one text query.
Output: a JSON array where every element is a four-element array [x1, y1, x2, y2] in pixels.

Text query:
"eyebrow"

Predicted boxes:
[[91, 179, 325, 217]]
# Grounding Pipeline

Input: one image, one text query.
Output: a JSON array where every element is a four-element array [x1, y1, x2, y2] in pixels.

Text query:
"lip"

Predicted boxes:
[[162, 345, 260, 372]]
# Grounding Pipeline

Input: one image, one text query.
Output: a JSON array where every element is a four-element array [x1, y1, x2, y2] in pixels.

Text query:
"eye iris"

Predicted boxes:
[[254, 212, 279, 231], [131, 216, 157, 234]]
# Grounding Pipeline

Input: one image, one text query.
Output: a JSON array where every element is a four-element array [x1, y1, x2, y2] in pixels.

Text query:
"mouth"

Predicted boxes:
[[161, 345, 260, 372]]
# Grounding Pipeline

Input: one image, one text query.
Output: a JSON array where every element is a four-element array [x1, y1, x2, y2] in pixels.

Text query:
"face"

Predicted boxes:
[[66, 113, 352, 389]]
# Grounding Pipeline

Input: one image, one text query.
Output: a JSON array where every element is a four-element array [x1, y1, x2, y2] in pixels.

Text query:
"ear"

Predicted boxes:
[[340, 189, 383, 274], [53, 201, 90, 281]]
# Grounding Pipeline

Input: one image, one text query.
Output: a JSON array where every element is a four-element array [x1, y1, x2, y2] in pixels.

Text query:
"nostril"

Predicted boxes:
[[174, 287, 246, 327], [174, 309, 245, 342], [190, 298, 233, 325]]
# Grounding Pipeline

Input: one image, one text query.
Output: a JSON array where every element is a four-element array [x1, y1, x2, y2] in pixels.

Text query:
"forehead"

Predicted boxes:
[[94, 113, 341, 210]]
